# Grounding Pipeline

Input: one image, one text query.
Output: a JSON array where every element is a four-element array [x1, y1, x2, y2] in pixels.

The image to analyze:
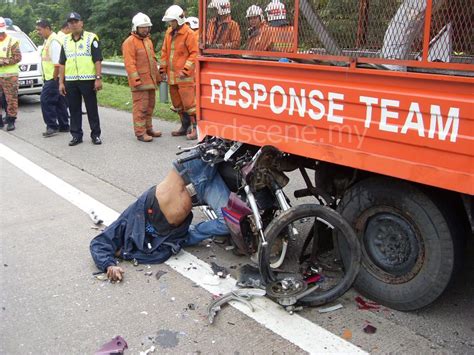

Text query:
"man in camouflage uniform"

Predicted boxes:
[[0, 17, 21, 131]]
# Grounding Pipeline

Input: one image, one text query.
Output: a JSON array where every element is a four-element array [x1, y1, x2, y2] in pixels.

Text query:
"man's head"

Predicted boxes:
[[132, 12, 152, 37], [0, 17, 6, 37], [66, 12, 83, 35], [246, 5, 264, 28], [265, 0, 287, 23], [162, 5, 186, 30], [186, 17, 199, 31], [208, 0, 231, 18], [35, 19, 52, 39], [61, 21, 71, 34]]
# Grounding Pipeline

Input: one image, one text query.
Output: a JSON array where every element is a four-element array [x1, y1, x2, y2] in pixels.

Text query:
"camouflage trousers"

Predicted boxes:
[[0, 75, 19, 118]]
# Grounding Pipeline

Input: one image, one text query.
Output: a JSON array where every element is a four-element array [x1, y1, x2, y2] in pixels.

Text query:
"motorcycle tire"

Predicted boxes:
[[258, 203, 361, 307]]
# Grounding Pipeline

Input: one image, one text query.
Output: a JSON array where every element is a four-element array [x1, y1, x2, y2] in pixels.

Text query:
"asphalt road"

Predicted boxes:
[[1, 95, 473, 354]]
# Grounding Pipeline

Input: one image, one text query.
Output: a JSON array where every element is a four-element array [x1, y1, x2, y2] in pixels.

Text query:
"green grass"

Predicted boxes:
[[97, 82, 179, 122]]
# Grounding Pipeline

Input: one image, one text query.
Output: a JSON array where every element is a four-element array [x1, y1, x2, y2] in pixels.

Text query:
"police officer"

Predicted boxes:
[[36, 19, 69, 137], [59, 12, 103, 146]]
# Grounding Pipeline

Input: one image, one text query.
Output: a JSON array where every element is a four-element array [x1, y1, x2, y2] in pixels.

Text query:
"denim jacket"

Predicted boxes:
[[89, 186, 192, 272]]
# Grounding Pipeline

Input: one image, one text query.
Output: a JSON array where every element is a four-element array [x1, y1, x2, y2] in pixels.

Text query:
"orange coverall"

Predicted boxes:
[[160, 24, 198, 118], [122, 32, 160, 137], [267, 25, 294, 52], [206, 15, 241, 49], [245, 22, 271, 51]]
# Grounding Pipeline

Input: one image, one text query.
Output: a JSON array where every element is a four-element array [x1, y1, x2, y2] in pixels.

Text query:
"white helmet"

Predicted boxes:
[[0, 17, 6, 33], [162, 5, 186, 26], [265, 0, 287, 21], [208, 0, 231, 16], [132, 12, 152, 32], [246, 5, 264, 21], [186, 17, 199, 30]]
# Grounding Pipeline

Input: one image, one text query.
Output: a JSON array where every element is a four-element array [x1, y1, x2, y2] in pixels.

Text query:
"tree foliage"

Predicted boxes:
[[0, 0, 183, 56]]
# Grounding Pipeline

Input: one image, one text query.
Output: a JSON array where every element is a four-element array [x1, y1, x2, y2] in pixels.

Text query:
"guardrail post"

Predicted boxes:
[[159, 82, 168, 103]]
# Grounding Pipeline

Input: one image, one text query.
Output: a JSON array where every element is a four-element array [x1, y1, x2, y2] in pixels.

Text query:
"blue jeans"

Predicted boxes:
[[175, 157, 231, 246], [40, 79, 69, 130]]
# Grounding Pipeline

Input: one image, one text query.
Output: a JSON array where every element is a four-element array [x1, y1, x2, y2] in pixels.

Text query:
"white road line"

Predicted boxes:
[[0, 142, 365, 354]]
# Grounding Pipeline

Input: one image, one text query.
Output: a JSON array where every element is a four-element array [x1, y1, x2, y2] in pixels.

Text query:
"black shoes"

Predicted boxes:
[[6, 117, 15, 131], [42, 128, 59, 137], [69, 137, 83, 146], [91, 136, 102, 145]]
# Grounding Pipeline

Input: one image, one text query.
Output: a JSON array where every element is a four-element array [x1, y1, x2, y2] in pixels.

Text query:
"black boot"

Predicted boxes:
[[0, 115, 3, 129], [6, 116, 15, 131], [171, 112, 191, 136]]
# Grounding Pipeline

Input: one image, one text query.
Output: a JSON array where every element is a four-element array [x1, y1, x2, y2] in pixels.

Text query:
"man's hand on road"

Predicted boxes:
[[107, 266, 124, 281]]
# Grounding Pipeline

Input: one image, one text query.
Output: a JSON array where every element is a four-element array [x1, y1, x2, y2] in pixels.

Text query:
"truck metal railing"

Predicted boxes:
[[102, 61, 168, 103]]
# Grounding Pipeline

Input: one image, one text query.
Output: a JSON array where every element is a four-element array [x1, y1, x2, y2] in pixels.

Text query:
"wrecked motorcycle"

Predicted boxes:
[[176, 137, 361, 309]]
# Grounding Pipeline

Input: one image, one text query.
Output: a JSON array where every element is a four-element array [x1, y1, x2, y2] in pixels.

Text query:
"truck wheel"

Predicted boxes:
[[337, 177, 462, 311]]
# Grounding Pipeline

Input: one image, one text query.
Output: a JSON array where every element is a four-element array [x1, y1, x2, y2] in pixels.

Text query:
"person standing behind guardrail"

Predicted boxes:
[[0, 17, 21, 131], [122, 12, 162, 142], [36, 19, 70, 138], [59, 12, 103, 147]]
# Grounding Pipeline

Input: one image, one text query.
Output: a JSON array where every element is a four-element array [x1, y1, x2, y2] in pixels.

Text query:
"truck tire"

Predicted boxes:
[[337, 177, 462, 311]]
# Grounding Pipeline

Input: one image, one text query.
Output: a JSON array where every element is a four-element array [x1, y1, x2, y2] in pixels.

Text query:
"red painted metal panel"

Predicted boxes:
[[198, 58, 474, 194]]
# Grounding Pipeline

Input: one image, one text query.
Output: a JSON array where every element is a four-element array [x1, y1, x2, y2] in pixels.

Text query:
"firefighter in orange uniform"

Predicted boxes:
[[122, 12, 162, 142], [245, 5, 271, 51], [206, 0, 241, 49], [160, 5, 198, 140], [265, 0, 294, 52], [186, 16, 200, 42]]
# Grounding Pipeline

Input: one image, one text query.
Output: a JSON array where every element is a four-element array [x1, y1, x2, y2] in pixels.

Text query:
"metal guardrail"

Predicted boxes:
[[102, 61, 168, 102], [102, 61, 127, 77]]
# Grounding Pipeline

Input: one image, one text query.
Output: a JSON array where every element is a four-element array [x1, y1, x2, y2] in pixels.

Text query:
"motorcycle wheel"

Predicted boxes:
[[258, 203, 361, 307]]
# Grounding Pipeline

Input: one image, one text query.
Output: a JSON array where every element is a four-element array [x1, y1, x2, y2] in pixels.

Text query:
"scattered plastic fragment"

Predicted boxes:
[[89, 210, 104, 225], [363, 324, 377, 334], [236, 264, 264, 288], [355, 296, 380, 310], [144, 271, 153, 276], [133, 259, 139, 267], [318, 304, 343, 313], [207, 288, 266, 324], [141, 311, 148, 315], [203, 275, 221, 286], [170, 297, 176, 302], [95, 336, 128, 354], [341, 329, 352, 341], [139, 345, 156, 355], [95, 274, 109, 281], [155, 270, 167, 280]]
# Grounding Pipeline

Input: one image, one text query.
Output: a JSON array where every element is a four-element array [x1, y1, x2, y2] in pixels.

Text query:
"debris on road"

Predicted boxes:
[[141, 311, 148, 315], [211, 262, 229, 278], [144, 271, 153, 276], [187, 303, 196, 310], [155, 270, 167, 280], [89, 210, 104, 225], [207, 288, 266, 324], [95, 274, 108, 281], [236, 264, 264, 288], [355, 296, 380, 310], [341, 329, 352, 341], [363, 324, 377, 334], [95, 336, 128, 354], [318, 304, 343, 313], [139, 345, 156, 355]]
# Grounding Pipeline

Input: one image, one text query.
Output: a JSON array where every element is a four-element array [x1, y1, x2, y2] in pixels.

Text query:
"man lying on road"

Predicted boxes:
[[90, 154, 230, 281]]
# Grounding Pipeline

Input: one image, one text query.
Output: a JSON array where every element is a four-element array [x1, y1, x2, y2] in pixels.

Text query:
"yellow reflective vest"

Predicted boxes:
[[41, 32, 60, 80], [62, 31, 97, 81], [0, 34, 20, 76]]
